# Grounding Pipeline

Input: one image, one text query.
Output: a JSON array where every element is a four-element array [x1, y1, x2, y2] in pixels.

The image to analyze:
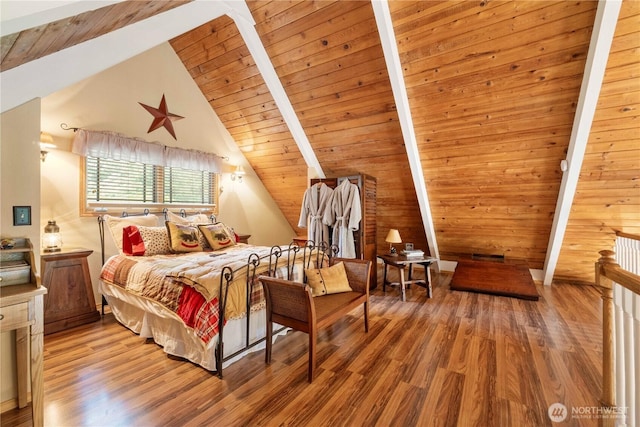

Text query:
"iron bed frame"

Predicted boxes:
[[97, 210, 336, 378]]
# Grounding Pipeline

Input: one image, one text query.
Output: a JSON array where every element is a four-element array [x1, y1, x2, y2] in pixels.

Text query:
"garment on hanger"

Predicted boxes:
[[324, 179, 361, 258], [298, 182, 334, 246]]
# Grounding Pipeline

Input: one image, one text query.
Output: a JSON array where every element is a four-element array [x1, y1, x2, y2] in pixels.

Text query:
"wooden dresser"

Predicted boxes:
[[41, 248, 100, 334], [0, 238, 46, 426]]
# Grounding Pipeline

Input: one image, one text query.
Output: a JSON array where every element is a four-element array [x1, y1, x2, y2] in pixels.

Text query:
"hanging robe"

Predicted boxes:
[[298, 182, 334, 246], [324, 179, 361, 258]]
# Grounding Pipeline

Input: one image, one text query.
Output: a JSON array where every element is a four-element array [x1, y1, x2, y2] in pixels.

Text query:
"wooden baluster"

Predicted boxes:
[[597, 249, 616, 408]]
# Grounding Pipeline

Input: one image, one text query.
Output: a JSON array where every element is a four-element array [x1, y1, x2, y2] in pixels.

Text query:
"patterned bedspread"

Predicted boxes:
[[100, 244, 309, 344]]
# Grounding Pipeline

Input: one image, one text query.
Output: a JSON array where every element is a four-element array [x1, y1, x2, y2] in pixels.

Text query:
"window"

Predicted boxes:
[[81, 156, 218, 215]]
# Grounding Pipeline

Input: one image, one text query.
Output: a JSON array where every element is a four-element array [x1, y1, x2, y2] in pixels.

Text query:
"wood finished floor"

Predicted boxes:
[[2, 268, 605, 427]]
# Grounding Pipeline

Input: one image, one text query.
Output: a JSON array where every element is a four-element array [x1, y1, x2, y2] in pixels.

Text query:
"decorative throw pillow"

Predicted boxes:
[[137, 226, 171, 256], [166, 221, 203, 253], [165, 211, 211, 249], [104, 214, 159, 253], [198, 223, 236, 250], [222, 223, 240, 243], [122, 225, 145, 256], [305, 261, 352, 297]]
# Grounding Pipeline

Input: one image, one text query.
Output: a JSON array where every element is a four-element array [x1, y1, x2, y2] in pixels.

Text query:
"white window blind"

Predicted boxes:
[[83, 156, 217, 214], [74, 129, 222, 215], [86, 157, 156, 203], [163, 166, 215, 204]]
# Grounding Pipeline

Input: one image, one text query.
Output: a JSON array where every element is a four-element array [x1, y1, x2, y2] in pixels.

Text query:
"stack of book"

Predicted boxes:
[[401, 249, 424, 257]]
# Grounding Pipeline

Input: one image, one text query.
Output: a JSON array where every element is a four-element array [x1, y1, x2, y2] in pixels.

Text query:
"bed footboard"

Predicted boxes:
[[216, 240, 336, 378]]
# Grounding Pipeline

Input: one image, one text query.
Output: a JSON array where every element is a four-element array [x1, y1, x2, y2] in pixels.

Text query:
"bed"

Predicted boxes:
[[97, 211, 334, 377]]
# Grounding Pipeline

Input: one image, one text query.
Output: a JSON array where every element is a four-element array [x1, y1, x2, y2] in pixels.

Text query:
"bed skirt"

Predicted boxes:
[[100, 280, 287, 371]]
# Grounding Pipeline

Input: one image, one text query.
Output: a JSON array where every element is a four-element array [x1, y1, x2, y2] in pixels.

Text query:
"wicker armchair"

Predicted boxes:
[[260, 257, 371, 382]]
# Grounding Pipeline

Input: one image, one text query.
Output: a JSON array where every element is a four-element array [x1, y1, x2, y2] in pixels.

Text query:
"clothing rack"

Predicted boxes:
[[310, 174, 377, 289]]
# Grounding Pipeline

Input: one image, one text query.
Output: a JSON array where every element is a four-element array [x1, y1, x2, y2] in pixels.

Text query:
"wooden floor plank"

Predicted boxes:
[[1, 269, 608, 427]]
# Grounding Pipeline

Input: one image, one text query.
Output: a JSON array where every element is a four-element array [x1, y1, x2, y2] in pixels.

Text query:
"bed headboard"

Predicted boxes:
[[162, 208, 216, 223]]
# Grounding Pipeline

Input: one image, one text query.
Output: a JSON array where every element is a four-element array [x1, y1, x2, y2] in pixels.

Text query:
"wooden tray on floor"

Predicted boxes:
[[450, 258, 539, 301]]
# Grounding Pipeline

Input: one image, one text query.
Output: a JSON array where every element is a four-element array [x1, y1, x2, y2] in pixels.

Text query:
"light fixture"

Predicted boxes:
[[385, 229, 402, 256], [43, 220, 62, 252], [40, 132, 56, 162], [230, 165, 246, 183]]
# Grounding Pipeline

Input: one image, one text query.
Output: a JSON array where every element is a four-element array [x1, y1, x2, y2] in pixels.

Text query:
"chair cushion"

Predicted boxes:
[[305, 261, 352, 297]]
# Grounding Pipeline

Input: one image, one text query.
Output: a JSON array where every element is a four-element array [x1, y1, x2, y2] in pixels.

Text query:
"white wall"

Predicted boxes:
[[1, 42, 294, 407], [1, 98, 42, 404], [40, 42, 295, 296]]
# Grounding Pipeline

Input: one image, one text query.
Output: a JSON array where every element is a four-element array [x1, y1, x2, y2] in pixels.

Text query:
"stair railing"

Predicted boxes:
[[596, 231, 640, 427]]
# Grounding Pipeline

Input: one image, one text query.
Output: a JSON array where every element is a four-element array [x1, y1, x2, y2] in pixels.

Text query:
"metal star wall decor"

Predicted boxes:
[[139, 94, 184, 140]]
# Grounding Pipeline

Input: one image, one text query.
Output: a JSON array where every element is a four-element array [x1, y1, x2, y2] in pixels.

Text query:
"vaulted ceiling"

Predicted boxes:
[[2, 0, 638, 285]]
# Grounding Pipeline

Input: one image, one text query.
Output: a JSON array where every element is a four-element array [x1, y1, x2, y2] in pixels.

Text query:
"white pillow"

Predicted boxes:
[[165, 211, 211, 225], [103, 214, 159, 253]]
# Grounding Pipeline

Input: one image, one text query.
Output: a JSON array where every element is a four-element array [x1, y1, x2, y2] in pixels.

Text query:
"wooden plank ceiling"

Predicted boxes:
[[170, 1, 600, 274], [170, 1, 428, 253], [3, 1, 638, 284], [389, 0, 598, 270], [0, 1, 190, 71], [555, 0, 640, 283]]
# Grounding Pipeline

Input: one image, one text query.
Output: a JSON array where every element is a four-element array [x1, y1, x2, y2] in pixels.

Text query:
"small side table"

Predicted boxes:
[[378, 254, 437, 301], [41, 248, 100, 334]]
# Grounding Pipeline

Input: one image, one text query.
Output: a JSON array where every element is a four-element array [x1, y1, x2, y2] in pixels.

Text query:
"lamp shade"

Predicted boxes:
[[385, 229, 402, 244]]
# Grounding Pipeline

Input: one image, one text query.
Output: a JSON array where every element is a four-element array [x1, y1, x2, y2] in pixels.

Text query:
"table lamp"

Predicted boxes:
[[43, 220, 62, 252], [385, 229, 402, 256]]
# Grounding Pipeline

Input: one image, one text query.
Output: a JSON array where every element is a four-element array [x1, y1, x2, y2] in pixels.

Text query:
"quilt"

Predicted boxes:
[[101, 245, 309, 344]]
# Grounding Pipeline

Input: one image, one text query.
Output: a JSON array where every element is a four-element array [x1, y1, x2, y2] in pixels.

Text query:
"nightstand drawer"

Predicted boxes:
[[0, 302, 30, 331]]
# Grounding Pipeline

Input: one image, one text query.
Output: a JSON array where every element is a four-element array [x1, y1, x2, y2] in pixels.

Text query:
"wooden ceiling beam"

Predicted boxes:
[[0, 1, 223, 113], [371, 0, 440, 264], [542, 0, 623, 285], [0, 1, 125, 37], [227, 1, 324, 179]]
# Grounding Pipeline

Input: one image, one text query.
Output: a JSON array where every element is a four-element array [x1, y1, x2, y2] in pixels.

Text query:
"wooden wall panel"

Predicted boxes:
[[170, 16, 309, 236], [390, 0, 597, 268], [13, 0, 632, 285], [246, 0, 429, 254], [555, 0, 640, 283]]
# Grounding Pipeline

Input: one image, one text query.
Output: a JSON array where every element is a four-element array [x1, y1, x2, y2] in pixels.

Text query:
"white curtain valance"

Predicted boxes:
[[71, 129, 223, 172]]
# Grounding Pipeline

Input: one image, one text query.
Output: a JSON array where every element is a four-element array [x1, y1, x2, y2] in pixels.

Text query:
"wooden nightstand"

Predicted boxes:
[[237, 234, 251, 244], [292, 236, 307, 246], [41, 248, 100, 334]]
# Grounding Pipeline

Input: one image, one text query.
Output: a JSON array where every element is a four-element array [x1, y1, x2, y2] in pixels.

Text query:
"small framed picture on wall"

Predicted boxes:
[[13, 206, 31, 226]]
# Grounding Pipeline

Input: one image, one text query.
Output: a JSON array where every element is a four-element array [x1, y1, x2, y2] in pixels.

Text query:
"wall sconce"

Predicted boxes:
[[230, 165, 246, 183], [40, 132, 56, 162], [43, 220, 62, 252]]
